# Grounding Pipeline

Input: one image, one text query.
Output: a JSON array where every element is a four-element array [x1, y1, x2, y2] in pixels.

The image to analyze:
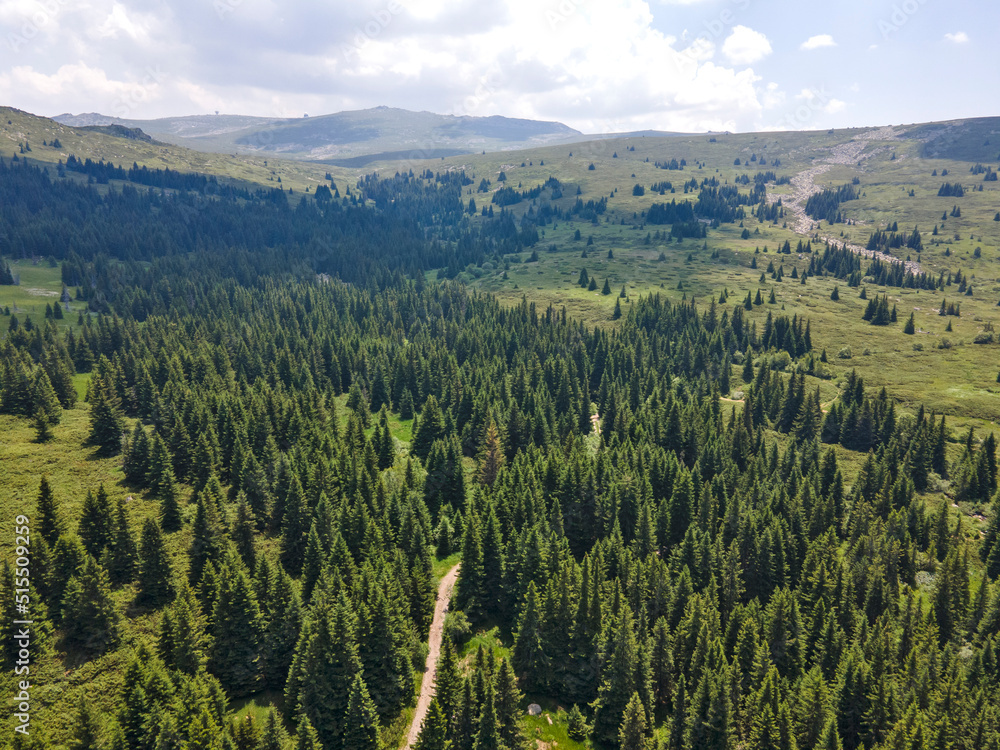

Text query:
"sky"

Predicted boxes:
[[0, 0, 997, 134]]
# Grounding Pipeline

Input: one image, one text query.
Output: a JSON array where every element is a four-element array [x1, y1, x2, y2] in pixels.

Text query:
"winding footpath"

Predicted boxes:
[[404, 563, 462, 750], [771, 126, 924, 276]]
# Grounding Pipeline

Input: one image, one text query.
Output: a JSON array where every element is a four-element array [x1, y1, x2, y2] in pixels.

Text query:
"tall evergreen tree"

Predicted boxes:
[[207, 559, 264, 696], [415, 699, 450, 750], [88, 373, 125, 455], [343, 673, 380, 750], [36, 476, 65, 546], [61, 556, 120, 654], [137, 517, 174, 605], [286, 592, 363, 749]]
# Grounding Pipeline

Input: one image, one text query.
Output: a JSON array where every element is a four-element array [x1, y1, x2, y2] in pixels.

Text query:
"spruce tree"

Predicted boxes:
[[88, 374, 125, 455], [107, 497, 137, 584], [137, 517, 174, 605], [259, 708, 290, 750], [189, 495, 225, 584], [123, 422, 151, 487], [412, 395, 447, 460], [158, 584, 206, 674], [434, 633, 463, 724], [343, 673, 380, 750], [61, 556, 120, 654], [287, 592, 363, 749], [495, 657, 526, 750], [415, 699, 449, 750], [280, 475, 310, 574], [70, 699, 103, 750], [477, 419, 506, 486], [207, 560, 264, 696], [232, 493, 257, 571], [618, 692, 648, 750], [295, 717, 322, 750], [456, 510, 485, 619], [78, 484, 115, 560], [36, 476, 65, 545], [593, 604, 640, 746], [473, 680, 504, 750]]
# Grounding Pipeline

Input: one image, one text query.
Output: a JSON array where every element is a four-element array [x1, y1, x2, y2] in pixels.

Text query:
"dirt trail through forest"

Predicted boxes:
[[404, 563, 461, 749], [773, 126, 923, 275]]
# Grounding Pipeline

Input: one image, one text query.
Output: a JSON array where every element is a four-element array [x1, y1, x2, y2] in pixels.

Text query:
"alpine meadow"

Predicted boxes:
[[2, 4, 1000, 750]]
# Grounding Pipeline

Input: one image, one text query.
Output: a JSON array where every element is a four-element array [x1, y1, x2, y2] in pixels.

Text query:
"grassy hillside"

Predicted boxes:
[[1, 106, 342, 193], [403, 119, 1000, 431]]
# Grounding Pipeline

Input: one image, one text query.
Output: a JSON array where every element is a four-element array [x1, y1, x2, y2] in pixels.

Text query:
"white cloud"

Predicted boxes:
[[0, 0, 774, 133], [761, 81, 785, 109], [800, 34, 836, 50], [825, 98, 846, 114], [721, 25, 772, 66], [944, 31, 969, 43]]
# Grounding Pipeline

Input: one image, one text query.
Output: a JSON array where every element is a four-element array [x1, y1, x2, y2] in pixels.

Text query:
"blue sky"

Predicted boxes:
[[0, 0, 996, 133]]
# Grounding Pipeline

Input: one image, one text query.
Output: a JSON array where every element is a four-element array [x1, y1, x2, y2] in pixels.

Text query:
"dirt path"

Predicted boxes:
[[404, 563, 461, 750], [771, 126, 923, 275]]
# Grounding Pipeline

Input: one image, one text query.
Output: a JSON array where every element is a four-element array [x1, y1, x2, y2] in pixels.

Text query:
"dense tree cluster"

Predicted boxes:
[[804, 184, 859, 224], [1, 154, 998, 750]]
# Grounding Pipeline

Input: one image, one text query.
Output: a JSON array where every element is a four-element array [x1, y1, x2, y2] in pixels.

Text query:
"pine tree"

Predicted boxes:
[[415, 699, 450, 750], [107, 496, 137, 584], [343, 673, 380, 750], [78, 485, 114, 560], [88, 373, 125, 455], [69, 699, 103, 750], [189, 494, 225, 584], [137, 517, 174, 605], [36, 476, 65, 545], [593, 604, 640, 746], [412, 395, 447, 460], [287, 592, 363, 749], [61, 556, 120, 654], [280, 475, 310, 574], [158, 584, 206, 674], [259, 708, 289, 750], [207, 560, 264, 696], [511, 580, 548, 692], [295, 717, 322, 750], [478, 419, 506, 486], [619, 692, 648, 750], [904, 313, 916, 334]]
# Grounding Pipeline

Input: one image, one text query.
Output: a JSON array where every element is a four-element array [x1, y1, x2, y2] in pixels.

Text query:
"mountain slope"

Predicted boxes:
[[54, 106, 583, 160]]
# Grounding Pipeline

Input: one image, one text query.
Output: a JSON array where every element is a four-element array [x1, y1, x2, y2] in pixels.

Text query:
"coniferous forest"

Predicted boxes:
[[2, 152, 1000, 750]]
